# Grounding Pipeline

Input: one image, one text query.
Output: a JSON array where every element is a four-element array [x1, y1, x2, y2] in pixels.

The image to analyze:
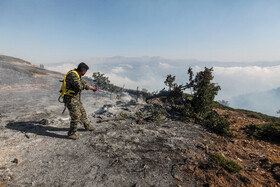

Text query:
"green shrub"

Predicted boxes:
[[200, 110, 232, 136], [246, 123, 280, 143], [210, 152, 242, 173]]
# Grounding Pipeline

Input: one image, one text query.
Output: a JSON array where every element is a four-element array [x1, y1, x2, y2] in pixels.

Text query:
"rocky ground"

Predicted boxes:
[[0, 57, 279, 186], [0, 89, 207, 186]]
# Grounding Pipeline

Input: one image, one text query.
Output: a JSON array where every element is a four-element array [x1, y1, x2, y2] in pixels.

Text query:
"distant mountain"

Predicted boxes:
[[230, 88, 280, 116]]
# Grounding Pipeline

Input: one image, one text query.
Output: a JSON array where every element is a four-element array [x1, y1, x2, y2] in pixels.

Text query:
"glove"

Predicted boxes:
[[91, 87, 98, 92]]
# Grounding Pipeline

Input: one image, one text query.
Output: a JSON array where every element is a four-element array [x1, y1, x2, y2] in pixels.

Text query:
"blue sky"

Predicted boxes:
[[1, 0, 280, 63]]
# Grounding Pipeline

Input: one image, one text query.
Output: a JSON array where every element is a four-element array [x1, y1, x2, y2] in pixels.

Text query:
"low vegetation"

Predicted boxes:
[[200, 110, 231, 136], [214, 100, 280, 141], [210, 152, 243, 173], [246, 122, 280, 143]]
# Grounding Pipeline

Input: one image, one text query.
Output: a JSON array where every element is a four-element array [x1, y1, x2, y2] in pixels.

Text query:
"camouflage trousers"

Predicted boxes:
[[64, 97, 90, 135]]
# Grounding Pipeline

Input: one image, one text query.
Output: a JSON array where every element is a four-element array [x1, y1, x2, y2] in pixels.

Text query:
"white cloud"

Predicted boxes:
[[214, 65, 280, 100], [122, 64, 133, 69], [159, 62, 171, 69], [46, 63, 76, 74], [111, 67, 126, 73], [106, 73, 163, 91]]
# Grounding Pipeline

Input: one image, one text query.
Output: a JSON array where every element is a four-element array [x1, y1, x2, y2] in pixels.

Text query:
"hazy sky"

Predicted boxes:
[[1, 0, 280, 63]]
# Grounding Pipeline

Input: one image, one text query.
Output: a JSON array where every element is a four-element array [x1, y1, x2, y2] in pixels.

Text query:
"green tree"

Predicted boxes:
[[164, 75, 176, 91], [92, 72, 122, 93], [187, 67, 221, 117], [92, 72, 110, 89], [163, 67, 231, 136], [164, 74, 185, 107]]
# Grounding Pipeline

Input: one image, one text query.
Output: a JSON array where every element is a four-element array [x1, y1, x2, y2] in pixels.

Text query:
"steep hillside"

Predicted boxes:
[[0, 55, 64, 116], [0, 55, 32, 64], [0, 56, 279, 186]]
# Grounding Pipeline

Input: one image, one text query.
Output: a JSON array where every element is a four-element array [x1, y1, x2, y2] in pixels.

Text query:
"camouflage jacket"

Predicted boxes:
[[63, 70, 90, 102]]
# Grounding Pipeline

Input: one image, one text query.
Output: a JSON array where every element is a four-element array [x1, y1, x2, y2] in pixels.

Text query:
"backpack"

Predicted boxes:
[[58, 70, 80, 103]]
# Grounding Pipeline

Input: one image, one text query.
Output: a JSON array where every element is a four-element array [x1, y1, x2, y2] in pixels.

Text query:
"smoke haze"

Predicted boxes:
[[46, 57, 280, 116]]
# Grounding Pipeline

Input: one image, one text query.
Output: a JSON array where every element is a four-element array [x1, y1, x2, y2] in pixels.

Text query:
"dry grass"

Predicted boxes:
[[214, 108, 266, 138], [268, 156, 280, 163], [10, 61, 35, 67]]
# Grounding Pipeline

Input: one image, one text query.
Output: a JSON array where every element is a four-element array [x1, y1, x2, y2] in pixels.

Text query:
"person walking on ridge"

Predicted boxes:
[[60, 62, 98, 140]]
